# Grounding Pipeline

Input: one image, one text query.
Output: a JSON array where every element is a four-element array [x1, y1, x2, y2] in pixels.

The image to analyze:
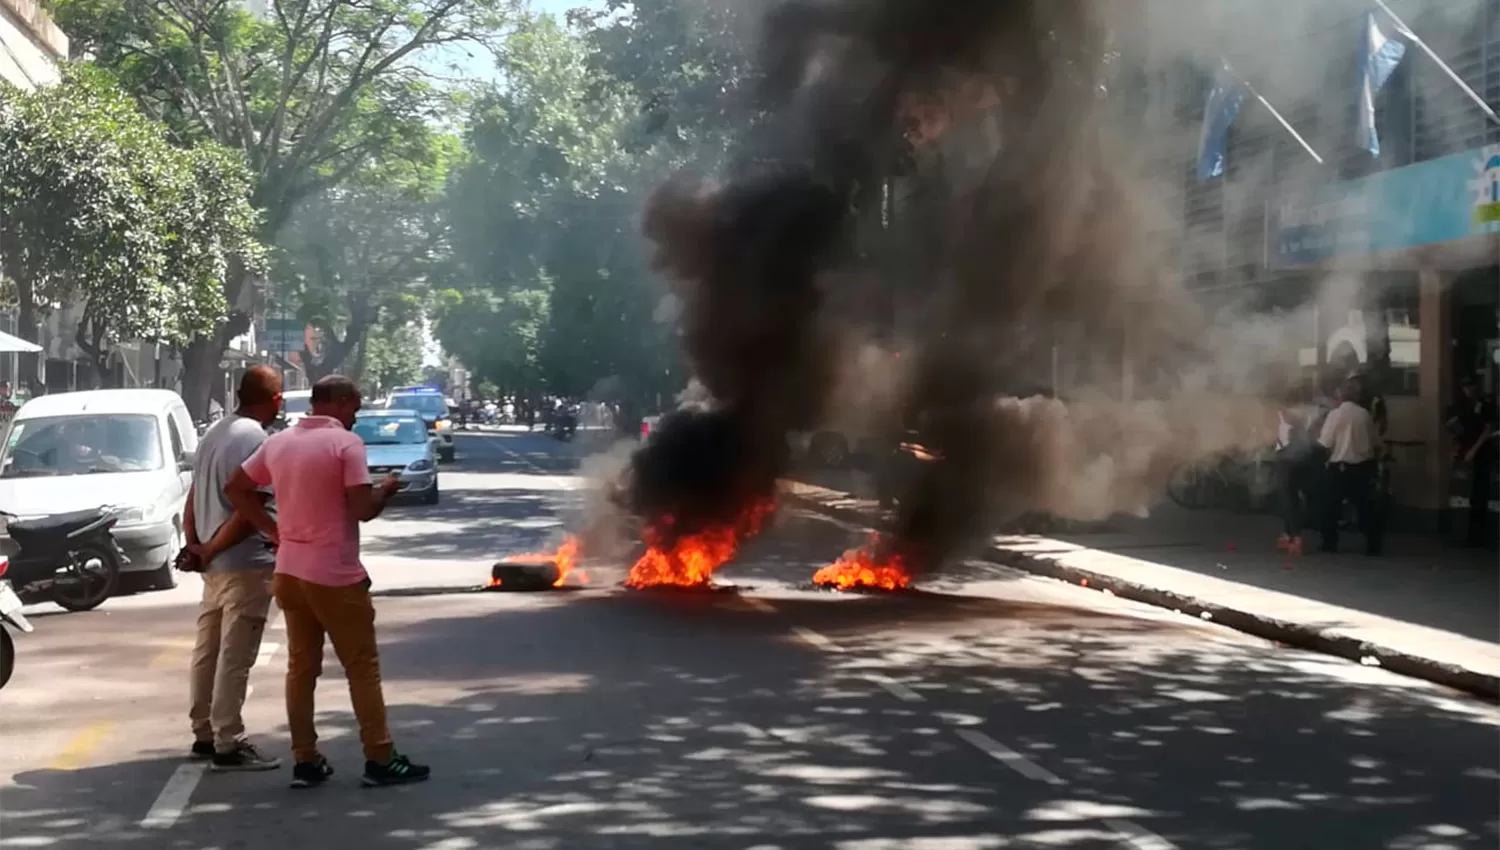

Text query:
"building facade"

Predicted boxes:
[[1141, 0, 1499, 526]]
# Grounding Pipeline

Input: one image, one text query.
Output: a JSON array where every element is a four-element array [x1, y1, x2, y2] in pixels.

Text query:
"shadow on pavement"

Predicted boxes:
[[7, 587, 1496, 848]]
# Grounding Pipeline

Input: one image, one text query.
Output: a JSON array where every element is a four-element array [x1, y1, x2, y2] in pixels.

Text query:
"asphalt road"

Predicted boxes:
[[1, 428, 1496, 849]]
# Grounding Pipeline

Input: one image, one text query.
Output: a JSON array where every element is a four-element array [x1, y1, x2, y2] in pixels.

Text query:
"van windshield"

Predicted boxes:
[[0, 414, 164, 477]]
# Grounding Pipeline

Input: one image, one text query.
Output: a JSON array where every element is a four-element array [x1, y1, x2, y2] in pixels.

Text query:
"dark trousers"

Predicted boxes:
[[1320, 460, 1382, 554], [1468, 453, 1495, 546], [1279, 458, 1316, 537]]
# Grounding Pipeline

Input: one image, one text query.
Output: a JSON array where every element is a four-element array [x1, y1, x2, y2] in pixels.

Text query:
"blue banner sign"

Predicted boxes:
[[1267, 144, 1500, 267]]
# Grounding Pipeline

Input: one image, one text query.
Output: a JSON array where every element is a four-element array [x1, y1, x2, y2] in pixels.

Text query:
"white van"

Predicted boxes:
[[0, 389, 197, 591]]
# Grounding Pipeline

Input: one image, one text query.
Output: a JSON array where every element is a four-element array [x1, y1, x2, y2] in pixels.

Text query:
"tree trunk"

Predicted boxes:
[[15, 295, 39, 397], [181, 311, 248, 419], [349, 339, 368, 385], [304, 295, 372, 382], [75, 317, 115, 389]]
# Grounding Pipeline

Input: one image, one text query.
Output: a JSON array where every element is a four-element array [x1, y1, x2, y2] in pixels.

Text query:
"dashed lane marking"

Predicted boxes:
[[49, 721, 118, 771], [140, 763, 207, 829], [862, 672, 925, 703], [952, 728, 1065, 785], [791, 627, 842, 652]]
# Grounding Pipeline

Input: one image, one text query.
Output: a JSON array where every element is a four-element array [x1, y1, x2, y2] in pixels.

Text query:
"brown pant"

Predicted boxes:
[[190, 567, 275, 752], [272, 573, 394, 764]]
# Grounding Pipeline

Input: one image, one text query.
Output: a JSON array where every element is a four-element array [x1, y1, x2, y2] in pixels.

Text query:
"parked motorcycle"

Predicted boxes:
[[0, 507, 126, 613], [0, 566, 33, 690]]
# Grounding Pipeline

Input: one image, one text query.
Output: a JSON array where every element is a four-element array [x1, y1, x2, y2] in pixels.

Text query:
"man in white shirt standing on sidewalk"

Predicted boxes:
[[182, 365, 284, 771], [1317, 376, 1383, 555]]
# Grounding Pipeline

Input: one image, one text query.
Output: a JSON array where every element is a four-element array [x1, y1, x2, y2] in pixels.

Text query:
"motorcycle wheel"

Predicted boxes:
[[0, 627, 13, 690], [53, 543, 122, 613]]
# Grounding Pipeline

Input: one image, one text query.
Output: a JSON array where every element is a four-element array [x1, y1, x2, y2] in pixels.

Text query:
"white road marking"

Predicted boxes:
[[254, 641, 281, 669], [1105, 818, 1180, 850], [743, 597, 778, 614], [140, 763, 206, 829], [953, 728, 1065, 785], [863, 672, 925, 703], [791, 627, 842, 653]]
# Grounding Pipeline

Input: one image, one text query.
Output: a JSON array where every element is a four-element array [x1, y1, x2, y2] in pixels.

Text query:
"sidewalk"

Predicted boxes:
[[782, 476, 1500, 698]]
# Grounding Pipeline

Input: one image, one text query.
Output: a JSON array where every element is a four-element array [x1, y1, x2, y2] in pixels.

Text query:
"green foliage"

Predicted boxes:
[[53, 0, 517, 234], [360, 319, 426, 395], [435, 11, 684, 405], [432, 286, 549, 394], [0, 68, 262, 357], [53, 0, 518, 409], [278, 135, 456, 377]]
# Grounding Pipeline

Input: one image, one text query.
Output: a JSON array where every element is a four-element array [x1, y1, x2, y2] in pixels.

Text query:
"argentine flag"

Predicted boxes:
[[1357, 11, 1407, 157]]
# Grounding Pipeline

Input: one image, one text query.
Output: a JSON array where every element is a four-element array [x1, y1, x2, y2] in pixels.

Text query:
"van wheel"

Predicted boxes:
[[151, 521, 183, 591]]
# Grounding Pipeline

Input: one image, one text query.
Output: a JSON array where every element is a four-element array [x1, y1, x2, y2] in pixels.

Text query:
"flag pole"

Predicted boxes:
[[1373, 0, 1500, 127], [1224, 60, 1325, 165]]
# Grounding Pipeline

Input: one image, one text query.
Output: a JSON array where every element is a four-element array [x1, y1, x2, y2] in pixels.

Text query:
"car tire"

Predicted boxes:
[[0, 627, 13, 691], [423, 481, 440, 506]]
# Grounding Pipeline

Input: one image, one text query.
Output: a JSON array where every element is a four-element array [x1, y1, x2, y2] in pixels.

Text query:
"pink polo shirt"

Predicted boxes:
[[242, 416, 371, 587]]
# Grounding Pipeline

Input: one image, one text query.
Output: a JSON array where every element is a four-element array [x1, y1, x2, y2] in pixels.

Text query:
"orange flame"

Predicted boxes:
[[812, 537, 911, 591], [492, 536, 588, 587], [626, 499, 775, 589]]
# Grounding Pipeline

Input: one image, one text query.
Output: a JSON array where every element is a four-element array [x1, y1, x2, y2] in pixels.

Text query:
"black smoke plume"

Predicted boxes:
[[623, 0, 1152, 565]]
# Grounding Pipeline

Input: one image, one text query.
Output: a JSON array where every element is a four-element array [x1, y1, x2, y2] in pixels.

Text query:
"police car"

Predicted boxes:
[[384, 386, 456, 462]]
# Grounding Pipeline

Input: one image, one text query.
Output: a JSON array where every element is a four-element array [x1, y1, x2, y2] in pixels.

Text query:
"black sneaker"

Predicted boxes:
[[210, 740, 282, 772], [361, 753, 430, 787], [190, 740, 215, 760], [290, 758, 334, 789]]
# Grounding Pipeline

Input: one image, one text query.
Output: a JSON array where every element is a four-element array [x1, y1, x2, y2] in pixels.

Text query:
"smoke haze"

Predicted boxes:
[[617, 0, 1493, 571]]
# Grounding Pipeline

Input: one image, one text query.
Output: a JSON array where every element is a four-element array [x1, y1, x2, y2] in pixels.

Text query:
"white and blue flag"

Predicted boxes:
[[1197, 65, 1246, 182], [1357, 11, 1407, 157]]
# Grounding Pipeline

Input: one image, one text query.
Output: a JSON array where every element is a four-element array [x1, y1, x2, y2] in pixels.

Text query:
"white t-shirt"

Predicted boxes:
[[1318, 401, 1378, 464]]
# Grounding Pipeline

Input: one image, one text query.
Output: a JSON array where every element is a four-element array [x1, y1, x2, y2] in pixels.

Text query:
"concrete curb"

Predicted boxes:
[[781, 481, 1500, 700]]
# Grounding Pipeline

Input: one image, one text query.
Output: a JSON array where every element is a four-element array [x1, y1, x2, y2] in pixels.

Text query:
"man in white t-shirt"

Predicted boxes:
[[1316, 378, 1382, 555]]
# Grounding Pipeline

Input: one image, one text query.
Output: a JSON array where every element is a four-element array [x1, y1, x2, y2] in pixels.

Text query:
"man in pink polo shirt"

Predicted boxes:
[[224, 375, 430, 789]]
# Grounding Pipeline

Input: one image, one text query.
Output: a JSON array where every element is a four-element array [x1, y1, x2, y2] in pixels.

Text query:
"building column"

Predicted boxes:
[[1416, 267, 1453, 518]]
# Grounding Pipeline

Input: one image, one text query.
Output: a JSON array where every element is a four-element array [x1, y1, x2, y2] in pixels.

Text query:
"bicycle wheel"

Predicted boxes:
[[1167, 464, 1209, 510]]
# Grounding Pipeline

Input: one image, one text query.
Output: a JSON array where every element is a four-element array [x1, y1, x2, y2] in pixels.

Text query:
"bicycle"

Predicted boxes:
[[1166, 446, 1279, 514]]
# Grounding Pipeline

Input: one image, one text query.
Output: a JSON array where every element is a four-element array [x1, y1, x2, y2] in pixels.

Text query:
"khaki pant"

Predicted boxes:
[[189, 567, 275, 752], [272, 573, 393, 764]]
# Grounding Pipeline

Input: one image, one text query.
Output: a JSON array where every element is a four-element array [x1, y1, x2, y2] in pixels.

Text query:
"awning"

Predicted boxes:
[[0, 330, 41, 353]]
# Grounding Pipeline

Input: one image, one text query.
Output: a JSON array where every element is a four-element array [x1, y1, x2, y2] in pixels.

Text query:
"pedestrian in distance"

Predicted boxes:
[[223, 375, 430, 789], [181, 365, 284, 771], [1448, 374, 1497, 548], [1273, 385, 1320, 557], [1316, 376, 1383, 555]]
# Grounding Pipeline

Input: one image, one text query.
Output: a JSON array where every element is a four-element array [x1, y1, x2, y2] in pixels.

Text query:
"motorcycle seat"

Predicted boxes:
[[8, 508, 113, 541]]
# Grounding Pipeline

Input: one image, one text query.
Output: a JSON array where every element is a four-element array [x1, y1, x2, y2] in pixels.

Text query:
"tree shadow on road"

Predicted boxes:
[[7, 587, 1496, 849]]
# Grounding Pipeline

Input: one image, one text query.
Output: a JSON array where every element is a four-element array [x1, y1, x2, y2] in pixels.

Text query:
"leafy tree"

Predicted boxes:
[[439, 12, 681, 409], [0, 68, 261, 389], [579, 0, 756, 161], [433, 286, 549, 400], [53, 0, 518, 414], [278, 137, 454, 380], [358, 317, 426, 396]]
